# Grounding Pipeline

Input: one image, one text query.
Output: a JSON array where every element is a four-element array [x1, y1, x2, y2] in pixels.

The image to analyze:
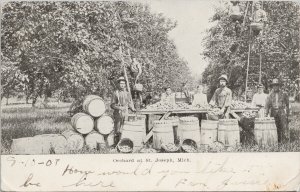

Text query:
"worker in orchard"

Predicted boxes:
[[209, 74, 232, 119], [111, 76, 136, 145], [265, 79, 289, 143], [180, 82, 192, 104], [252, 2, 267, 23], [192, 84, 209, 107], [250, 2, 267, 36], [230, 1, 243, 36], [161, 86, 176, 105], [251, 83, 268, 117]]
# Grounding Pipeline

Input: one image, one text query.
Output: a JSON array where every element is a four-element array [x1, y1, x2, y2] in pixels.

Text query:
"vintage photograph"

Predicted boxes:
[[1, 0, 300, 155]]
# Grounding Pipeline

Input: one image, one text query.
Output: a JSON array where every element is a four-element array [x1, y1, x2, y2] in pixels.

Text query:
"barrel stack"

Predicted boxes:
[[11, 95, 113, 154], [64, 95, 114, 151]]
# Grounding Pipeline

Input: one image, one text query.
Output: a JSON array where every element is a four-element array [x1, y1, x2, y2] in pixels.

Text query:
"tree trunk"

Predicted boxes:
[[6, 96, 9, 105], [32, 96, 37, 107]]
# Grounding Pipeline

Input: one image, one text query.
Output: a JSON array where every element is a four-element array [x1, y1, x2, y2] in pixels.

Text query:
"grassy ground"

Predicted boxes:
[[1, 99, 300, 154]]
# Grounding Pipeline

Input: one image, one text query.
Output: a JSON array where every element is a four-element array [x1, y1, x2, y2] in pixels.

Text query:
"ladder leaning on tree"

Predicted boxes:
[[244, 1, 265, 102]]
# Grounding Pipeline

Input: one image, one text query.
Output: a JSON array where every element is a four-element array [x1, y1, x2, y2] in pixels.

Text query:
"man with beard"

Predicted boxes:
[[265, 79, 289, 143], [209, 74, 232, 119]]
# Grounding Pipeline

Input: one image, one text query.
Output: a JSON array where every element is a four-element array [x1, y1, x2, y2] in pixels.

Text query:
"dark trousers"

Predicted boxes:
[[113, 111, 125, 145], [271, 109, 288, 143]]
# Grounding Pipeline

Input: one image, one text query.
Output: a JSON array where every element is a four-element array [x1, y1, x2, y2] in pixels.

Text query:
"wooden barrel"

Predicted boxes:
[[200, 120, 218, 146], [178, 117, 201, 146], [121, 118, 146, 149], [62, 130, 84, 151], [218, 119, 240, 147], [71, 113, 94, 134], [34, 134, 67, 154], [167, 117, 179, 142], [152, 120, 174, 150], [85, 131, 106, 149], [254, 118, 278, 146], [95, 115, 114, 135], [83, 95, 106, 117], [11, 137, 53, 155]]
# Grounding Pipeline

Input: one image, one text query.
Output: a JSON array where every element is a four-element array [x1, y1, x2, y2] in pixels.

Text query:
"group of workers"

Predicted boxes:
[[110, 75, 290, 145]]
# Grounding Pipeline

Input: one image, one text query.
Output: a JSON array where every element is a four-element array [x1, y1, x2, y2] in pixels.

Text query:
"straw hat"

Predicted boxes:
[[117, 76, 127, 83], [218, 74, 228, 82]]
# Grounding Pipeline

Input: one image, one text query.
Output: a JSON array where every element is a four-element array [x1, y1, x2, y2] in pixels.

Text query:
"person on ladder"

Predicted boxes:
[[230, 1, 243, 36], [111, 76, 136, 146], [250, 2, 267, 36], [265, 79, 289, 143], [209, 74, 233, 119]]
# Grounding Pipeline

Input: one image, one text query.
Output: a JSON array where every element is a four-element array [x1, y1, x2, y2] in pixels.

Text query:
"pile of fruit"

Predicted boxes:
[[118, 145, 132, 153], [143, 101, 208, 111], [140, 148, 157, 153], [182, 144, 197, 153], [242, 111, 257, 118], [161, 143, 179, 152], [208, 108, 222, 115], [231, 100, 252, 109]]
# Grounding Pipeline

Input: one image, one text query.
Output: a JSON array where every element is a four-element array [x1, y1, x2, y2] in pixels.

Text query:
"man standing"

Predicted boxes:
[[111, 76, 136, 145], [265, 79, 289, 143], [181, 82, 192, 104], [209, 74, 232, 119], [252, 84, 268, 117], [161, 86, 176, 105]]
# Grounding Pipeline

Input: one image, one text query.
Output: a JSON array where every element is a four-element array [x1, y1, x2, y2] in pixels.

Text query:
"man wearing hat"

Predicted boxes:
[[209, 74, 232, 119], [265, 79, 289, 143], [111, 76, 136, 145], [252, 83, 268, 117]]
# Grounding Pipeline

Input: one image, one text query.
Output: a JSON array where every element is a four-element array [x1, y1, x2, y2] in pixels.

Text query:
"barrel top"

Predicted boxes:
[[153, 120, 173, 125], [84, 95, 103, 100], [255, 117, 275, 121], [179, 116, 198, 122], [219, 119, 238, 122], [201, 120, 219, 124]]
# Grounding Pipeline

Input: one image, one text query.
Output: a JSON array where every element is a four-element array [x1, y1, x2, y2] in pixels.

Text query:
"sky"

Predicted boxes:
[[144, 0, 220, 76]]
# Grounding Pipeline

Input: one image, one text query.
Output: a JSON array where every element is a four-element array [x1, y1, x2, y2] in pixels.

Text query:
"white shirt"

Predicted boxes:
[[161, 93, 176, 105], [251, 93, 268, 107], [192, 93, 208, 106]]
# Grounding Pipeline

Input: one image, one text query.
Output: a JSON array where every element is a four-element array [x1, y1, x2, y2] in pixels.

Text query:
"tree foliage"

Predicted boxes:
[[1, 1, 192, 105], [202, 1, 300, 100]]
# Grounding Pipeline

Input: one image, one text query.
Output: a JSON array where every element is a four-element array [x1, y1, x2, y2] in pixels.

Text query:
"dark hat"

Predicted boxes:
[[117, 76, 127, 83], [257, 83, 264, 88], [270, 79, 282, 86]]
